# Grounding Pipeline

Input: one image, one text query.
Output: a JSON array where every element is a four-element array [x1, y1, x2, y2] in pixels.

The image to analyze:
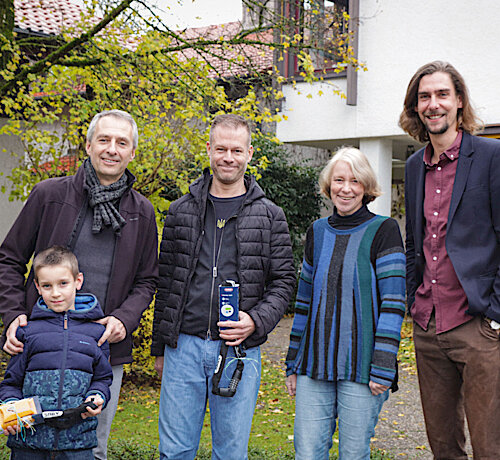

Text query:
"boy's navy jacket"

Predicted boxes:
[[0, 293, 113, 451]]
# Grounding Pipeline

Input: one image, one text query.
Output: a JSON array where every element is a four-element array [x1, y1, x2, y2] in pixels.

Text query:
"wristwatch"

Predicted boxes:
[[486, 317, 500, 330]]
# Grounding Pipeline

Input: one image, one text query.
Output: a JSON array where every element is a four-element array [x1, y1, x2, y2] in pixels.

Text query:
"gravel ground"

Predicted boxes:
[[261, 317, 473, 459]]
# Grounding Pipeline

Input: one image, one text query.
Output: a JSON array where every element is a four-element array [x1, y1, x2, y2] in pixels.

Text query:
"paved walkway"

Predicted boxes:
[[372, 367, 433, 458], [261, 317, 473, 459]]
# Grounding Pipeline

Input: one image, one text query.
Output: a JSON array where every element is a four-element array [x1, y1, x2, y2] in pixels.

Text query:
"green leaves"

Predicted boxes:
[[1, 7, 284, 224]]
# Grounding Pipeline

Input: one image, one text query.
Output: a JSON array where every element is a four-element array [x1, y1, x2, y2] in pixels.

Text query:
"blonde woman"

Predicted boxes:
[[285, 147, 406, 459]]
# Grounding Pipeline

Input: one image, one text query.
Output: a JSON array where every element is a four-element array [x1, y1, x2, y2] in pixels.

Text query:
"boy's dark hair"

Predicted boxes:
[[33, 246, 80, 281]]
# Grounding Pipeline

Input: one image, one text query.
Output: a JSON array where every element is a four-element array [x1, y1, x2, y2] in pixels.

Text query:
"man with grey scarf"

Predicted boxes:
[[0, 110, 159, 459]]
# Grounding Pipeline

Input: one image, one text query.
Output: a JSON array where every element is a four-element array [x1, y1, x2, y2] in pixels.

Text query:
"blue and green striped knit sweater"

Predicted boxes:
[[286, 209, 406, 387]]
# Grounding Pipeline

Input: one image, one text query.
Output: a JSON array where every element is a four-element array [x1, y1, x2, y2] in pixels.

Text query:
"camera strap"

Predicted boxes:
[[31, 401, 98, 429], [212, 342, 246, 398]]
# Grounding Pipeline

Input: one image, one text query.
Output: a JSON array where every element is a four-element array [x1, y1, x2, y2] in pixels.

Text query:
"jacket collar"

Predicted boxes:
[[448, 131, 473, 224], [31, 293, 104, 321], [458, 131, 474, 158]]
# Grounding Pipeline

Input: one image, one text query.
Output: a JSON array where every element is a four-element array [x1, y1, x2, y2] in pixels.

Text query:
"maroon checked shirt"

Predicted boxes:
[[411, 131, 474, 333]]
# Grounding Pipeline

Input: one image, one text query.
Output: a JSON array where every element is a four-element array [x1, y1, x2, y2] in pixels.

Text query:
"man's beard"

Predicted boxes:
[[426, 121, 450, 135]]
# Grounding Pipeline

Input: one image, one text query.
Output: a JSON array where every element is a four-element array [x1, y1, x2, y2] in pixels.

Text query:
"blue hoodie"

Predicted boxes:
[[0, 293, 113, 451]]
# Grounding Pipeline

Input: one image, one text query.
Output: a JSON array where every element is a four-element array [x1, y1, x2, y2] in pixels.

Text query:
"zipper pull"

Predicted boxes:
[[213, 266, 217, 278], [64, 313, 68, 330]]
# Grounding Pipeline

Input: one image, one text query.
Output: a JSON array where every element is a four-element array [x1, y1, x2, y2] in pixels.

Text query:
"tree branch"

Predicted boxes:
[[0, 0, 133, 97], [56, 58, 103, 67]]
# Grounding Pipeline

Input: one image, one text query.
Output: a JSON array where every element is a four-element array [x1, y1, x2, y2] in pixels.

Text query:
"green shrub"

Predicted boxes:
[[0, 442, 9, 460], [108, 439, 158, 459], [0, 438, 391, 459], [195, 445, 295, 459], [253, 137, 323, 271], [124, 303, 159, 385]]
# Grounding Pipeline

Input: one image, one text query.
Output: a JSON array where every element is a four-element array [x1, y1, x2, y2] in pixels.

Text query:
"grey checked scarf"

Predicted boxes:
[[84, 159, 129, 235]]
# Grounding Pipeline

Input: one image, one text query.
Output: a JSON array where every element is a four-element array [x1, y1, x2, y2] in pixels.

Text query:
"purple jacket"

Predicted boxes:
[[0, 165, 159, 365]]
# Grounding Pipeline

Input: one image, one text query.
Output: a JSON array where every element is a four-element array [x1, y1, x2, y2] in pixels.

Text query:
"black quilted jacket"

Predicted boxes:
[[151, 169, 296, 354]]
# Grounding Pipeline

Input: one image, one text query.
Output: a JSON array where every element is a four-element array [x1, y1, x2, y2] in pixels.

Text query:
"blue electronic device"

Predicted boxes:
[[219, 280, 239, 327]]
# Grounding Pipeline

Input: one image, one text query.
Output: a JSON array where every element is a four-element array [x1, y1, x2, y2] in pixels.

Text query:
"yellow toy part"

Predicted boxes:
[[0, 397, 41, 429]]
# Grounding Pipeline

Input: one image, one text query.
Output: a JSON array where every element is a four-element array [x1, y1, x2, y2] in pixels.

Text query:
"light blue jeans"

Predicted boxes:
[[294, 375, 389, 460], [158, 334, 261, 460]]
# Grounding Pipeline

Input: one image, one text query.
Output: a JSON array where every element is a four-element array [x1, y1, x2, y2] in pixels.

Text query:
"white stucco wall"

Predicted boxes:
[[277, 0, 500, 215], [0, 119, 25, 242], [0, 119, 69, 242], [277, 0, 500, 144]]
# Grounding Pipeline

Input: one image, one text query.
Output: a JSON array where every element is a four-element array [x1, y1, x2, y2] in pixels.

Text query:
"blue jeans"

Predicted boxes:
[[10, 448, 94, 459], [294, 375, 389, 460], [158, 334, 261, 460]]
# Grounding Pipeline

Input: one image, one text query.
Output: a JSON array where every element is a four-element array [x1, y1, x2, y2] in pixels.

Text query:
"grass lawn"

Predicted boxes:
[[0, 360, 394, 459], [0, 320, 416, 459], [109, 359, 300, 458], [109, 319, 416, 458], [109, 356, 396, 459]]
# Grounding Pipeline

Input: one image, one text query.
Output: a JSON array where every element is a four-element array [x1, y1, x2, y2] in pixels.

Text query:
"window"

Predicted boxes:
[[301, 0, 348, 73], [278, 0, 349, 79]]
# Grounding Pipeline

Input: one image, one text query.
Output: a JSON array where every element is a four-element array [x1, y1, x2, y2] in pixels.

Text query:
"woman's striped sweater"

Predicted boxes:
[[286, 209, 406, 387]]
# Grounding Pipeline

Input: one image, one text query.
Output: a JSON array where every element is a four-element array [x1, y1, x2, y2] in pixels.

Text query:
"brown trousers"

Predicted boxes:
[[413, 315, 500, 460]]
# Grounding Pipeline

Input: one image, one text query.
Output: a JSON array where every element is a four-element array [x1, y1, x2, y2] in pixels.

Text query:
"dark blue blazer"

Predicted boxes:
[[405, 132, 500, 321]]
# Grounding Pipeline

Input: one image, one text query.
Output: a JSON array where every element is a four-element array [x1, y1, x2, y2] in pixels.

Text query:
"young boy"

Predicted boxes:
[[0, 246, 113, 459]]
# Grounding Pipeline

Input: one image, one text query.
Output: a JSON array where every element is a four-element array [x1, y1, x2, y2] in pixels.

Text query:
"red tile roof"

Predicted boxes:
[[14, 0, 84, 35], [177, 21, 274, 77], [14, 0, 274, 77], [14, 0, 137, 50]]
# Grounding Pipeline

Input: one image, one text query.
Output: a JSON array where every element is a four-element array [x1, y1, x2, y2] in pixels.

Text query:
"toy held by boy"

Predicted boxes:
[[0, 246, 113, 458]]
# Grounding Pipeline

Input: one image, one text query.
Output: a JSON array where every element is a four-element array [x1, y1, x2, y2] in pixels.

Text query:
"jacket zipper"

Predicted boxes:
[[206, 203, 226, 339], [202, 183, 249, 340], [54, 312, 69, 448]]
